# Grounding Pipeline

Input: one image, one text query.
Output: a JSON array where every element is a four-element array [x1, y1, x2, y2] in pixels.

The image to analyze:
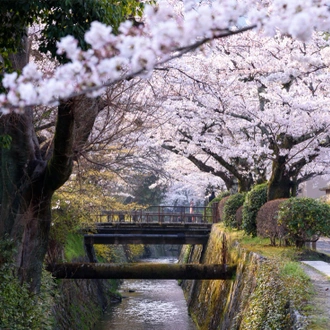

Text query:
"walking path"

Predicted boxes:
[[301, 260, 330, 276], [302, 237, 330, 276], [315, 236, 330, 255], [300, 237, 330, 329]]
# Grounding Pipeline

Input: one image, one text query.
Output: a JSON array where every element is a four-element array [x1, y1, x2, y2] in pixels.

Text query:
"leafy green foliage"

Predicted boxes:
[[0, 1, 39, 53], [131, 173, 167, 205], [277, 197, 330, 247], [210, 190, 231, 206], [218, 195, 230, 221], [223, 192, 246, 228], [0, 238, 56, 330], [205, 190, 230, 222], [51, 172, 149, 263], [50, 199, 81, 246], [242, 183, 268, 236], [0, 134, 12, 149], [124, 244, 145, 262], [0, 0, 148, 69], [94, 244, 145, 263], [38, 0, 145, 60], [94, 244, 125, 263], [51, 172, 127, 226]]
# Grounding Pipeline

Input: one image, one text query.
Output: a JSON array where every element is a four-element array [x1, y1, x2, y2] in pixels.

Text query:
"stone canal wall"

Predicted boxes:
[[180, 225, 301, 330]]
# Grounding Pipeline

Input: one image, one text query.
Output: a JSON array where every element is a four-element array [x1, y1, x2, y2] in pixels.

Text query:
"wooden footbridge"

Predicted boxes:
[[84, 205, 217, 256], [47, 204, 236, 280], [84, 222, 212, 245]]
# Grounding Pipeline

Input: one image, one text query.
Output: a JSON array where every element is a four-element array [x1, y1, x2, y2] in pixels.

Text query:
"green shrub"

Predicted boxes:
[[125, 244, 146, 262], [94, 245, 126, 263], [206, 191, 230, 222], [0, 238, 55, 330], [242, 183, 268, 236], [218, 196, 231, 222], [277, 197, 330, 247], [208, 190, 230, 206], [223, 193, 246, 228]]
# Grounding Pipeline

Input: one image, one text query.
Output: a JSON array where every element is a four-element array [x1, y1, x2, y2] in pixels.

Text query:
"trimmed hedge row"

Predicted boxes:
[[217, 186, 330, 247], [256, 199, 287, 246]]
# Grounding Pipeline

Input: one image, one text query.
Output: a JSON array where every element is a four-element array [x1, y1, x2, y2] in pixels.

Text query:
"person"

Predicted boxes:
[[209, 191, 215, 203], [189, 200, 195, 222]]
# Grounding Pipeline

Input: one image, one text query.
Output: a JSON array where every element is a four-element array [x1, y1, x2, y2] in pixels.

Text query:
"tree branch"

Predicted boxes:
[[46, 99, 75, 191]]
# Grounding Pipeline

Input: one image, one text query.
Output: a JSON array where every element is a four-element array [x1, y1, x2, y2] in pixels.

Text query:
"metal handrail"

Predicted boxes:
[[98, 204, 219, 224]]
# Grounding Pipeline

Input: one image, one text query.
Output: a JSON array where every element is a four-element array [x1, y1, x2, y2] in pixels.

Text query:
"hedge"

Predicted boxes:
[[223, 193, 246, 228], [256, 199, 287, 246], [242, 183, 268, 236]]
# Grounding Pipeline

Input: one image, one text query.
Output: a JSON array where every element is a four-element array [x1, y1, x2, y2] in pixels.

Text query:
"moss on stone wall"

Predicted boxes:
[[53, 242, 132, 329], [52, 257, 121, 330], [180, 225, 305, 330]]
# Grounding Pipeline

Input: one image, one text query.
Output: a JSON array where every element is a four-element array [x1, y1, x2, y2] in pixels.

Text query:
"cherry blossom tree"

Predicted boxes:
[[139, 30, 330, 200], [160, 152, 225, 205], [1, 0, 330, 293], [215, 31, 330, 200]]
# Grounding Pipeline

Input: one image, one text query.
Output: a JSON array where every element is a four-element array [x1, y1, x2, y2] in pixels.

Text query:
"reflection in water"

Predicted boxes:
[[94, 258, 196, 330]]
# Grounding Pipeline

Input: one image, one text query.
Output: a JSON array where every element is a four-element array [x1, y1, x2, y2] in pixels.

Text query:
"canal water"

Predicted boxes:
[[94, 258, 196, 330]]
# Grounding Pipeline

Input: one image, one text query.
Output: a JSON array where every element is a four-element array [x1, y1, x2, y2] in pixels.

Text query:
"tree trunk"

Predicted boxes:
[[0, 98, 75, 292], [267, 155, 292, 201], [0, 7, 105, 294], [237, 173, 254, 193]]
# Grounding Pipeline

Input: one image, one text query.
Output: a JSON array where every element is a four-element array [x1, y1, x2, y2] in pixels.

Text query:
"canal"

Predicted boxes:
[[94, 258, 196, 330]]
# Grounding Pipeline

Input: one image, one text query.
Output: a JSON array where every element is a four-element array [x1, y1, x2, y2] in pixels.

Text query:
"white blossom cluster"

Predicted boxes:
[[252, 0, 330, 41], [1, 0, 330, 113]]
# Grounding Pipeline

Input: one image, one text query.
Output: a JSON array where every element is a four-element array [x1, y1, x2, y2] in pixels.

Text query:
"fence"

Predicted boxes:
[[98, 204, 219, 223]]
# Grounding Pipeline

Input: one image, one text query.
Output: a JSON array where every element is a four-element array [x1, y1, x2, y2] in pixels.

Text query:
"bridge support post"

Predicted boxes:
[[85, 243, 97, 263]]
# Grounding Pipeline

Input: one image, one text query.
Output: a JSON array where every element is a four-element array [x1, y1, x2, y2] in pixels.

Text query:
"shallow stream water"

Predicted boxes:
[[94, 258, 196, 330]]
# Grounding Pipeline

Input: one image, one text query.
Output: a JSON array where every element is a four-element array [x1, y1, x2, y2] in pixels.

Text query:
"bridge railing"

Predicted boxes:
[[97, 204, 219, 224]]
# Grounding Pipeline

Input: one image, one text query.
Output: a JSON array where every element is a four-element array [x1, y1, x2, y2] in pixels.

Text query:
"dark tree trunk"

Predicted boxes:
[[0, 99, 75, 292], [267, 155, 292, 201], [0, 7, 104, 294], [237, 173, 255, 193]]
